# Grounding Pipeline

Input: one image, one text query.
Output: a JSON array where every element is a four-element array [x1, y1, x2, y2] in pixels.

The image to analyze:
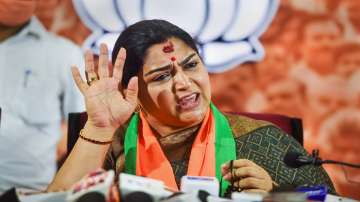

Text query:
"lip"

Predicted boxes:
[[177, 92, 198, 101], [176, 92, 200, 111]]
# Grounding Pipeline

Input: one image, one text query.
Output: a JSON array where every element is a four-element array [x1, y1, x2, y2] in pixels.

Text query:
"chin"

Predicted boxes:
[[177, 106, 207, 126]]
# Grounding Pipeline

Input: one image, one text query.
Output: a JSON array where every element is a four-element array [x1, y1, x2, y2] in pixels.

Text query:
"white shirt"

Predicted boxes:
[[0, 17, 85, 193]]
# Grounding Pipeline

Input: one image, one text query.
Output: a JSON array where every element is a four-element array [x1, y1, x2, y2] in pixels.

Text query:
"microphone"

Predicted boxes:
[[0, 188, 20, 202], [66, 169, 116, 202], [123, 191, 154, 202], [118, 173, 172, 201], [180, 176, 219, 196], [283, 151, 319, 168], [75, 191, 106, 202], [284, 150, 360, 169], [161, 190, 219, 202], [161, 176, 222, 202]]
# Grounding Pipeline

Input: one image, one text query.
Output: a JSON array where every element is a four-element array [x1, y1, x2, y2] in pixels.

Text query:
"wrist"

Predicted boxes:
[[82, 122, 116, 142]]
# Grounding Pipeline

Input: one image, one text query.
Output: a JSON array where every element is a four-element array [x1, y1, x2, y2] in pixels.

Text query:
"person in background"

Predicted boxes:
[[300, 15, 344, 76], [334, 42, 360, 78], [0, 0, 85, 193], [48, 19, 335, 196], [210, 63, 258, 112], [348, 70, 360, 109], [305, 75, 348, 138], [317, 108, 360, 199], [262, 77, 305, 119]]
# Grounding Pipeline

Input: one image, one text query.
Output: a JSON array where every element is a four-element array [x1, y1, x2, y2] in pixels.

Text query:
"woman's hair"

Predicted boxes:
[[112, 19, 199, 87]]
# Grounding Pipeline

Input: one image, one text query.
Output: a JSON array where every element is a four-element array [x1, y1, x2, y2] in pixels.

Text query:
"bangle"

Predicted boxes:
[[79, 129, 113, 145]]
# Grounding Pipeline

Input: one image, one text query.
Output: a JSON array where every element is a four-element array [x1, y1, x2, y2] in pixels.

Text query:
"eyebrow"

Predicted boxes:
[[144, 65, 171, 77], [144, 53, 197, 77], [178, 53, 196, 66]]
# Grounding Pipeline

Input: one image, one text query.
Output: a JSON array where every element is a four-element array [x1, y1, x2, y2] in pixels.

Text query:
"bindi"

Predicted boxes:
[[162, 41, 174, 53]]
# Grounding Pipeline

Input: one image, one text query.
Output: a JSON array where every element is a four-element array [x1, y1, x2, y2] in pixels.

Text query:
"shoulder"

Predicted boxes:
[[223, 113, 274, 137], [228, 117, 336, 194]]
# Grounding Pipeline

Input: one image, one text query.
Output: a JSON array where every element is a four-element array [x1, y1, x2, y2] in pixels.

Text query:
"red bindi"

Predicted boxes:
[[162, 41, 174, 53], [170, 56, 176, 61]]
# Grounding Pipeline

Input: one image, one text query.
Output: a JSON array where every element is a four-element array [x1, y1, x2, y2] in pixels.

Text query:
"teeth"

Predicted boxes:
[[180, 94, 196, 103], [177, 93, 199, 110]]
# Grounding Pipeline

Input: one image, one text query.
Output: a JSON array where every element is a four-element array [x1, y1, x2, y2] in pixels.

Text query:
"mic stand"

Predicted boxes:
[[311, 149, 360, 168]]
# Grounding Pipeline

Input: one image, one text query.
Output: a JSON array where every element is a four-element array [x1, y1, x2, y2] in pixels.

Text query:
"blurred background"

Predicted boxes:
[[33, 0, 360, 199]]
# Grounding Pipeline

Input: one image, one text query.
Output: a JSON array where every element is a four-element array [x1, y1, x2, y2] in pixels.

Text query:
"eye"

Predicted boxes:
[[184, 61, 198, 69], [153, 72, 171, 82]]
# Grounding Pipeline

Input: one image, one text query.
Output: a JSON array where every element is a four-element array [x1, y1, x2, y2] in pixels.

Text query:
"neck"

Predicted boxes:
[[0, 23, 26, 42], [142, 111, 202, 138]]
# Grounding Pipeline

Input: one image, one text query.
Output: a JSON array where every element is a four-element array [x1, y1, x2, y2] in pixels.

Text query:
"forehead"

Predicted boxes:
[[143, 37, 195, 67]]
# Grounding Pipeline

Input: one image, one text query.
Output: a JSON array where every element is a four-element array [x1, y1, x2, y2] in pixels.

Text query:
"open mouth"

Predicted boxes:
[[177, 93, 200, 111]]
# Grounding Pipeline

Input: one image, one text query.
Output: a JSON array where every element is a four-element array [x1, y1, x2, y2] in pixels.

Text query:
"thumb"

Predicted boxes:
[[125, 76, 138, 106]]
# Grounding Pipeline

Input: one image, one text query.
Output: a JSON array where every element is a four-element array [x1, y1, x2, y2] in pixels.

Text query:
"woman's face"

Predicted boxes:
[[138, 37, 211, 128]]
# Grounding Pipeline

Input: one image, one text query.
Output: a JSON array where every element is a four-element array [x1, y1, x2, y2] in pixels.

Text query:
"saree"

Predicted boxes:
[[123, 103, 235, 195]]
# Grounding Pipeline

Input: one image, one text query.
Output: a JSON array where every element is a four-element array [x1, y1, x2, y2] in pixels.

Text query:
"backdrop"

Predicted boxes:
[[34, 0, 360, 199]]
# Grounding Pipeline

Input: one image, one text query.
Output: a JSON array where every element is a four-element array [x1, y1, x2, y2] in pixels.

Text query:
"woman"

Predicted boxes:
[[48, 19, 335, 195]]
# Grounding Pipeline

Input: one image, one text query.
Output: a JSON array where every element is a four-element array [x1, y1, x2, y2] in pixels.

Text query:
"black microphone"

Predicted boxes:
[[75, 191, 106, 202], [284, 150, 360, 169], [123, 191, 154, 202], [283, 151, 319, 168], [0, 188, 20, 202]]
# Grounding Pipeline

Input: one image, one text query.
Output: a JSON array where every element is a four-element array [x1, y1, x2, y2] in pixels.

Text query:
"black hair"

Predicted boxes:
[[111, 19, 199, 87]]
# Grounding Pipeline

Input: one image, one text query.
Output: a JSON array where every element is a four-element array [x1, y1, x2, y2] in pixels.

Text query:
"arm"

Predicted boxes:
[[48, 124, 113, 191], [48, 44, 138, 191], [56, 120, 68, 161]]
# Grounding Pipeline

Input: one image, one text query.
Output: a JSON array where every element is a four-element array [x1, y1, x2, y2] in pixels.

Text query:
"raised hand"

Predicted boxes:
[[71, 44, 138, 132], [221, 159, 273, 193]]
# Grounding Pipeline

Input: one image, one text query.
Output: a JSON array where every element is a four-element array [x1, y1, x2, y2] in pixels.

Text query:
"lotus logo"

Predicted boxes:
[[73, 0, 279, 72]]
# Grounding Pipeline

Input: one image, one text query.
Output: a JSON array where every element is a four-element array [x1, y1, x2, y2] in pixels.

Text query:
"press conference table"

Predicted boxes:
[[16, 190, 359, 202]]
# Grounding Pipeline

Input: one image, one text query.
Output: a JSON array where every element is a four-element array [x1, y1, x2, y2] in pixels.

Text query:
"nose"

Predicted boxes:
[[173, 69, 191, 91]]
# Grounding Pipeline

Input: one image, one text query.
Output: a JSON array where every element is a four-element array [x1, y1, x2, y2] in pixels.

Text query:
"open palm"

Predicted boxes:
[[72, 44, 138, 130]]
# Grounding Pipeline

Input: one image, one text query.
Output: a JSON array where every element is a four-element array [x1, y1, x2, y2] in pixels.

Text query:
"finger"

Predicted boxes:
[[238, 177, 269, 191], [125, 76, 138, 106], [233, 167, 261, 179], [221, 163, 230, 175], [113, 47, 126, 84], [232, 159, 255, 168], [85, 50, 98, 80], [98, 43, 110, 78], [223, 159, 258, 181], [241, 189, 267, 194], [234, 179, 241, 189], [71, 66, 88, 94], [223, 167, 243, 181]]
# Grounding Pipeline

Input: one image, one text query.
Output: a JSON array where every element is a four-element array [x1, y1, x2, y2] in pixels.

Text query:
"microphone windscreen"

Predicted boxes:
[[198, 190, 210, 202], [75, 191, 106, 202], [0, 188, 20, 202], [123, 191, 154, 202], [284, 151, 303, 168]]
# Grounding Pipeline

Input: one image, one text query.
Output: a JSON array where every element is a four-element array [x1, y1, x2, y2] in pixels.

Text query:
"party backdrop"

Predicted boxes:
[[35, 0, 360, 199]]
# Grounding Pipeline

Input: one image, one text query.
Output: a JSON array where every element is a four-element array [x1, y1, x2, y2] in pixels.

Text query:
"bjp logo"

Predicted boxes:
[[73, 0, 279, 72]]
